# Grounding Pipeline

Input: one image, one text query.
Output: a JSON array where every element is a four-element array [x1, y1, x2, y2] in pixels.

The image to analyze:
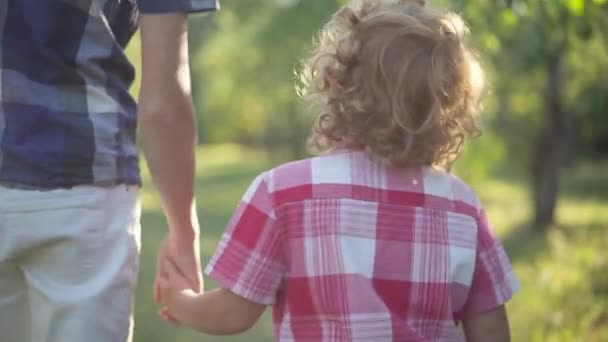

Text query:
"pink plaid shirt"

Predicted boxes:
[[205, 149, 518, 341]]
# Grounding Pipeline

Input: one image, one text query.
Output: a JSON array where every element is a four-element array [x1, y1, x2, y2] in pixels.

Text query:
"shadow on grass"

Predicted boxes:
[[501, 222, 549, 263], [560, 161, 608, 201], [501, 218, 607, 266]]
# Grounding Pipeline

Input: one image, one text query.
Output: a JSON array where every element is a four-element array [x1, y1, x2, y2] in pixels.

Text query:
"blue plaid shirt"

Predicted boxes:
[[0, 0, 218, 189]]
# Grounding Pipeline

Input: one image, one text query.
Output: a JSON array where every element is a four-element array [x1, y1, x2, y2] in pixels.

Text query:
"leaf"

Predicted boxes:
[[500, 8, 519, 30], [593, 0, 607, 5], [567, 0, 585, 16]]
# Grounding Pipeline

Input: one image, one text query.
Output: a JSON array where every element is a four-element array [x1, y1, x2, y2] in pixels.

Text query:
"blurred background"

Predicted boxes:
[[126, 0, 608, 341]]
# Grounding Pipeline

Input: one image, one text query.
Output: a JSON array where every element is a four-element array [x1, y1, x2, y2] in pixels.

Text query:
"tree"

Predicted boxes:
[[454, 0, 608, 226]]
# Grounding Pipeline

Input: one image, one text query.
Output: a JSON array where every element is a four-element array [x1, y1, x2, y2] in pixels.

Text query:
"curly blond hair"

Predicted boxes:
[[300, 0, 484, 169]]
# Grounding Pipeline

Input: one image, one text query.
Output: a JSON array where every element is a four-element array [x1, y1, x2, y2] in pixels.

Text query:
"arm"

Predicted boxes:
[[140, 14, 198, 240], [462, 305, 511, 342], [166, 288, 265, 335], [460, 204, 517, 342], [160, 261, 266, 335], [138, 14, 202, 294], [159, 173, 281, 334]]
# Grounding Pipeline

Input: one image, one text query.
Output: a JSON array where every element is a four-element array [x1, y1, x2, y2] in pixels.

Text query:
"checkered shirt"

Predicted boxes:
[[0, 0, 218, 188], [205, 149, 519, 341]]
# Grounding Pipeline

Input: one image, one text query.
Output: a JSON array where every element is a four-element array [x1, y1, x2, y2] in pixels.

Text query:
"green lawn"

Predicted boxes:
[[133, 144, 608, 342]]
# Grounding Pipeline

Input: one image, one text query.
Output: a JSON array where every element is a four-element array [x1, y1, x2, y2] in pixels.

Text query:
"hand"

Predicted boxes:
[[158, 260, 267, 333], [154, 230, 202, 305], [158, 258, 198, 325]]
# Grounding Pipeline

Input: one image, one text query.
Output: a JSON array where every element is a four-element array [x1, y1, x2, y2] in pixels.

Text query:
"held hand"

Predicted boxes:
[[154, 229, 202, 304], [158, 258, 198, 325]]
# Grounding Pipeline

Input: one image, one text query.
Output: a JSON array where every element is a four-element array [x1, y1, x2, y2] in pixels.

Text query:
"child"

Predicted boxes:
[[158, 0, 519, 340]]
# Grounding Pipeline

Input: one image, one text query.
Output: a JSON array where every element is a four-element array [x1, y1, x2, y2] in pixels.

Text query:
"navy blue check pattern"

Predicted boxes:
[[0, 0, 218, 188]]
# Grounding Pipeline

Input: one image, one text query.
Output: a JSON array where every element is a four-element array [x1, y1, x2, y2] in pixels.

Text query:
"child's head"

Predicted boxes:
[[301, 0, 484, 169]]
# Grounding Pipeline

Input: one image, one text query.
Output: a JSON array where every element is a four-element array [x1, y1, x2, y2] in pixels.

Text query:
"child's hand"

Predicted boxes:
[[158, 259, 267, 335], [158, 259, 201, 326]]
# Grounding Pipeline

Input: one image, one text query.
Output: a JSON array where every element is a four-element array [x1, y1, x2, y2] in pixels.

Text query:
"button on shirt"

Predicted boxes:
[[0, 0, 218, 188]]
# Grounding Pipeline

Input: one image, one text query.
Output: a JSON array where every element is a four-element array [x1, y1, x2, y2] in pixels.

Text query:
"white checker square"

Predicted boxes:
[[449, 245, 476, 285], [340, 235, 376, 278], [422, 168, 454, 200], [311, 154, 352, 185]]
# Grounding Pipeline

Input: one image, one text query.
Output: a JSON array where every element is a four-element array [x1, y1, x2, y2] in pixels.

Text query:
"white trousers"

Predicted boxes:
[[0, 185, 141, 342]]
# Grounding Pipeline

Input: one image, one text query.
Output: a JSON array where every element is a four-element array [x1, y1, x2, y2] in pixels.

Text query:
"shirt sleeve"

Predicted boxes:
[[462, 208, 520, 314], [137, 0, 219, 14], [204, 172, 285, 305]]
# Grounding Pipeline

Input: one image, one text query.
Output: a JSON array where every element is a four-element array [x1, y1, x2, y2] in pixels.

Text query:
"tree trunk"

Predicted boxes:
[[531, 130, 559, 226], [531, 48, 567, 227]]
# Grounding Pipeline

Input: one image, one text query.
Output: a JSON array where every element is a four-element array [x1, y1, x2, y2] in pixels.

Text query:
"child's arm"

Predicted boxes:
[[458, 201, 518, 342], [159, 260, 266, 335], [462, 303, 511, 342]]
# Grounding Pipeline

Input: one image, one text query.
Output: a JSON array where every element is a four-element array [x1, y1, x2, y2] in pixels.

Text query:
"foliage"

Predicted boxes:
[[186, 0, 608, 181], [188, 1, 343, 154], [453, 0, 608, 168]]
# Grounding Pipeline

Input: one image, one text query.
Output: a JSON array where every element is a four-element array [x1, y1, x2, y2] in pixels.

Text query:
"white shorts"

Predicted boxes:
[[0, 185, 141, 342]]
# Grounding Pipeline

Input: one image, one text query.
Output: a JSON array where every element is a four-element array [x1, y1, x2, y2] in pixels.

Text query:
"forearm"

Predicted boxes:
[[171, 289, 263, 335], [463, 306, 511, 342], [140, 97, 198, 233], [139, 13, 199, 234]]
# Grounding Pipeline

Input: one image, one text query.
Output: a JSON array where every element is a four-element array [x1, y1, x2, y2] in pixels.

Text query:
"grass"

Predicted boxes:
[[132, 144, 608, 342], [134, 145, 275, 342]]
